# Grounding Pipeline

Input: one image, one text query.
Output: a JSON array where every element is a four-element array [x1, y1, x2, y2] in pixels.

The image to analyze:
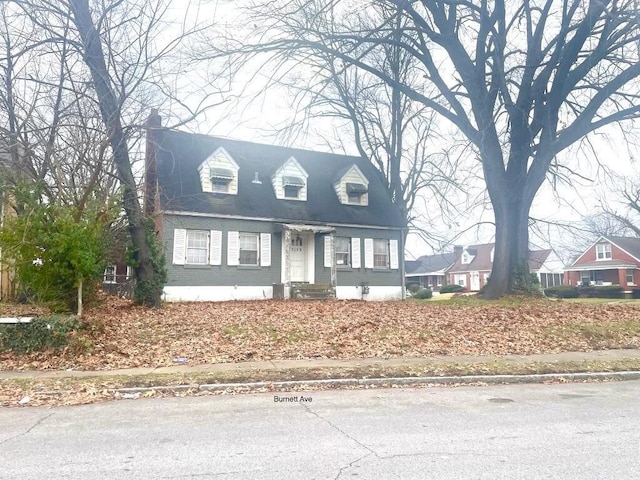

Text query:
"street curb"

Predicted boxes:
[[114, 370, 640, 395]]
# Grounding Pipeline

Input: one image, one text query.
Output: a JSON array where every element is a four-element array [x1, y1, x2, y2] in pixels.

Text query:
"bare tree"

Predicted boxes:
[[264, 3, 462, 234], [1, 0, 227, 306], [212, 0, 640, 297]]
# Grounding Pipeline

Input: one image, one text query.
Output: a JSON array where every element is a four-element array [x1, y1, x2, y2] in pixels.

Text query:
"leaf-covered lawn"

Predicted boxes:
[[1, 296, 640, 371]]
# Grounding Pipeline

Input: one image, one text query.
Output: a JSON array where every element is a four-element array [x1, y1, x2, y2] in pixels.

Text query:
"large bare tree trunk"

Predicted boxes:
[[69, 0, 162, 307]]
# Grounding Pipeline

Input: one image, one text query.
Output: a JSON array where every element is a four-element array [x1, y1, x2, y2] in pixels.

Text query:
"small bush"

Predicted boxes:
[[579, 285, 624, 298], [412, 288, 433, 299], [0, 316, 82, 354], [440, 284, 466, 294], [407, 283, 421, 293], [544, 285, 579, 298]]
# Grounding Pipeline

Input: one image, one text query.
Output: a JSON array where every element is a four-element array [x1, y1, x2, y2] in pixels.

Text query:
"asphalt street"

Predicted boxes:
[[1, 381, 639, 479]]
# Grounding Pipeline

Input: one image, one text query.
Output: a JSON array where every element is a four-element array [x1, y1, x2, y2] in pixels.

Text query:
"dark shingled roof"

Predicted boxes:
[[405, 253, 455, 275], [152, 129, 405, 228], [604, 236, 640, 261]]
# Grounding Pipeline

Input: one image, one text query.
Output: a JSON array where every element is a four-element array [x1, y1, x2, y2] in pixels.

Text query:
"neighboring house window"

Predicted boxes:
[[335, 237, 351, 267], [483, 273, 490, 285], [103, 265, 116, 284], [239, 232, 259, 265], [627, 269, 635, 285], [596, 243, 612, 260], [186, 230, 209, 264], [454, 274, 466, 287], [126, 265, 132, 280], [461, 251, 471, 264], [373, 239, 389, 268]]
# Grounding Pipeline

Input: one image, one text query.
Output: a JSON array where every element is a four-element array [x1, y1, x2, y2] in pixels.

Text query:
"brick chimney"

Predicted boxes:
[[453, 245, 463, 262], [144, 109, 162, 218]]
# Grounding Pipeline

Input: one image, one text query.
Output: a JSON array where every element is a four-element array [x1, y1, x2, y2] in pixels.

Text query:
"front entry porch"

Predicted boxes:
[[565, 266, 637, 289], [280, 223, 336, 299]]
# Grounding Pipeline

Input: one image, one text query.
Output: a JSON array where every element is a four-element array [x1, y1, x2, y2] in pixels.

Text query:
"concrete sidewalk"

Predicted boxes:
[[2, 349, 640, 380]]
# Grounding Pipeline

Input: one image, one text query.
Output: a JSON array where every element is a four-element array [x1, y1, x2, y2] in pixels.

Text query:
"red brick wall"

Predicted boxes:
[[574, 242, 640, 266]]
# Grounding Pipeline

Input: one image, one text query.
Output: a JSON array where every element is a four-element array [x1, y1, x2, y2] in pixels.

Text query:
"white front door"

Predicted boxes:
[[290, 234, 306, 282], [470, 271, 480, 291]]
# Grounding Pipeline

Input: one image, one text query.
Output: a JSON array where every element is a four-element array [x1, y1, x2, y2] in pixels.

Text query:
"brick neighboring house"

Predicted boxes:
[[447, 243, 565, 292], [145, 112, 406, 301], [564, 236, 640, 289], [405, 253, 455, 291]]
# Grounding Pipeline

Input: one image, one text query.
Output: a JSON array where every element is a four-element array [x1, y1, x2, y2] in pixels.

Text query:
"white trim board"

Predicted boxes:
[[335, 286, 403, 301], [162, 210, 404, 231], [163, 286, 274, 302]]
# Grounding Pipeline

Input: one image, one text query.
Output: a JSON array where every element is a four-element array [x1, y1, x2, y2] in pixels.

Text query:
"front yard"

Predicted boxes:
[[2, 296, 640, 371]]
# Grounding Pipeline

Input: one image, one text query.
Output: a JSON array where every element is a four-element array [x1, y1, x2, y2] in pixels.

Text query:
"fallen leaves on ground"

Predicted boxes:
[[1, 296, 640, 372]]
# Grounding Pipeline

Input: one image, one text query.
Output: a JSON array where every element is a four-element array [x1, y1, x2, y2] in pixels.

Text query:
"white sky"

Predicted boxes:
[[164, 0, 640, 262]]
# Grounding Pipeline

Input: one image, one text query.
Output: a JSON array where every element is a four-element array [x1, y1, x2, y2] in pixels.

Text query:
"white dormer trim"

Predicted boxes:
[[273, 156, 308, 201], [334, 164, 369, 206], [461, 247, 475, 265], [197, 146, 239, 195]]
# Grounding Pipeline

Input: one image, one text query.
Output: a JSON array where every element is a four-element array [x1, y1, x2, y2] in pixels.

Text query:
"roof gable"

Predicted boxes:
[[571, 235, 640, 266]]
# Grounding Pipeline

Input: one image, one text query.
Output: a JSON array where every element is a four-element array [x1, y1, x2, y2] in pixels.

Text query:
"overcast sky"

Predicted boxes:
[[168, 0, 640, 261]]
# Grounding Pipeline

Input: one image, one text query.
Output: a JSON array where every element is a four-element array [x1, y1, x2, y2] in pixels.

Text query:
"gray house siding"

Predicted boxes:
[[314, 227, 403, 287], [163, 214, 281, 287], [163, 214, 402, 288]]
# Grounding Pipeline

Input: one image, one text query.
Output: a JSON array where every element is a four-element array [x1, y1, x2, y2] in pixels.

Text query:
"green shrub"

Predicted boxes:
[[544, 285, 579, 298], [440, 284, 465, 293], [412, 288, 433, 299], [579, 285, 624, 298], [407, 283, 421, 293], [0, 316, 82, 354]]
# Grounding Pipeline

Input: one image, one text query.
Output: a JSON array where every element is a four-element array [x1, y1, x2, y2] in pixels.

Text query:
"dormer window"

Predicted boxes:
[[283, 176, 305, 199], [334, 164, 369, 206], [346, 183, 368, 204], [274, 157, 308, 201], [210, 168, 234, 193], [461, 251, 471, 265], [198, 147, 239, 195]]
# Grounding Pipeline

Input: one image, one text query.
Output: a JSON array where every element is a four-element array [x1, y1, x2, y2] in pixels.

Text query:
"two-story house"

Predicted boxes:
[[145, 112, 406, 301], [564, 236, 640, 289]]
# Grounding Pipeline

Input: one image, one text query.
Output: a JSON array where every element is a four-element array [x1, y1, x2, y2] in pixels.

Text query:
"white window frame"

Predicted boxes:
[[239, 232, 259, 266], [335, 237, 351, 267], [211, 178, 230, 193], [454, 274, 466, 287], [347, 192, 363, 205], [103, 265, 117, 284], [283, 184, 303, 199], [186, 230, 209, 265], [373, 239, 389, 269], [596, 243, 612, 260], [627, 268, 635, 285]]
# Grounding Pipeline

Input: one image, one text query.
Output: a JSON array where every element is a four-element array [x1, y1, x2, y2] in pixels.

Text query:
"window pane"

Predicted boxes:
[[373, 239, 388, 268], [186, 231, 208, 264], [239, 233, 259, 265], [335, 237, 350, 266]]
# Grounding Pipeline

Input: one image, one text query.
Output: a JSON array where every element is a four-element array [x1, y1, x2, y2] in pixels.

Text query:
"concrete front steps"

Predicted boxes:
[[290, 283, 335, 300]]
